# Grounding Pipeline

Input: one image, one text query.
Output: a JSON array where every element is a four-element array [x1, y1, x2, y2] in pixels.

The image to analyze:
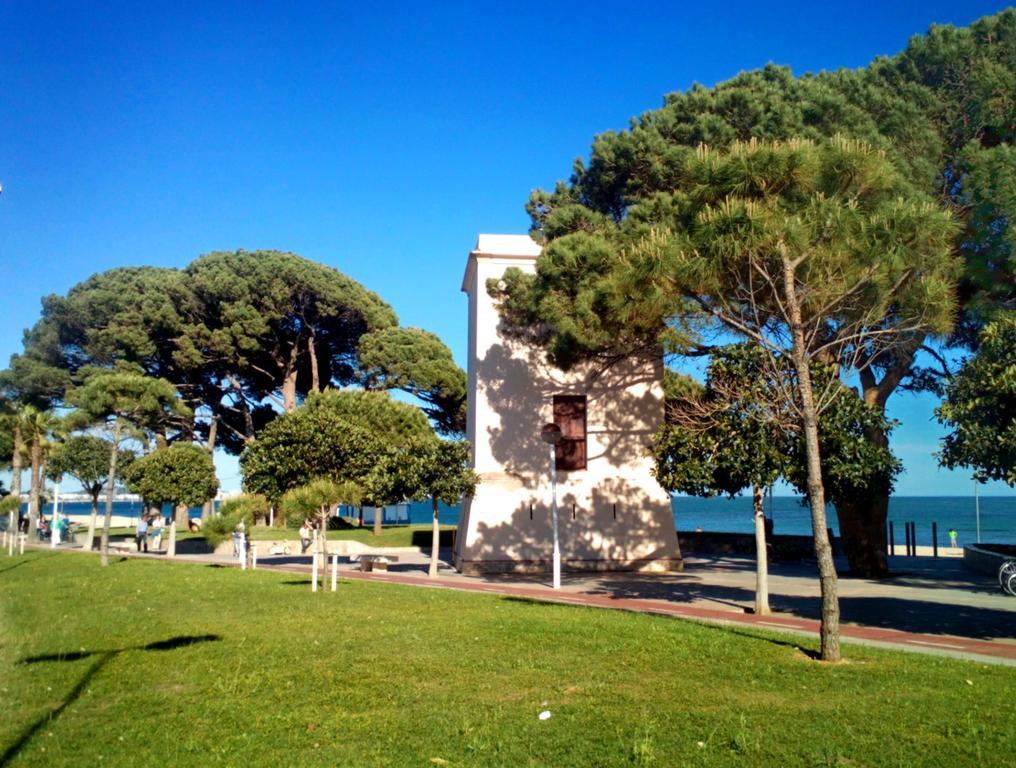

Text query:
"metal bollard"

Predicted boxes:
[[252, 546, 258, 570], [19, 534, 25, 555], [932, 522, 938, 558], [888, 521, 895, 556], [331, 554, 338, 591], [904, 522, 911, 557], [311, 553, 318, 592]]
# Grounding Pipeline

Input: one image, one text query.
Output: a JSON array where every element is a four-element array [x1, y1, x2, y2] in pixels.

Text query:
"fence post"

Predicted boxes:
[[331, 554, 338, 592], [311, 553, 318, 592]]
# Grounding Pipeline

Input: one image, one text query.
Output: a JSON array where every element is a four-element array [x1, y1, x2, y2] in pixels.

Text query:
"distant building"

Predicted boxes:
[[453, 234, 682, 574]]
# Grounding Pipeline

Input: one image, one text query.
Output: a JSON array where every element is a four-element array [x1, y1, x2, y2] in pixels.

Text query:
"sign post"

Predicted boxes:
[[540, 423, 564, 590]]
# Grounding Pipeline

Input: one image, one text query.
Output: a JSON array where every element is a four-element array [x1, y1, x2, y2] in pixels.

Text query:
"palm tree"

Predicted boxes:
[[0, 401, 27, 530], [22, 406, 63, 538]]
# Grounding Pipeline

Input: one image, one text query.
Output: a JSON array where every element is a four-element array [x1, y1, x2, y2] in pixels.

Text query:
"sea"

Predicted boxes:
[[30, 494, 1015, 546]]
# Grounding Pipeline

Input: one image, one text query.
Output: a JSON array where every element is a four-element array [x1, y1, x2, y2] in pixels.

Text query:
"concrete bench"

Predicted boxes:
[[351, 554, 399, 572]]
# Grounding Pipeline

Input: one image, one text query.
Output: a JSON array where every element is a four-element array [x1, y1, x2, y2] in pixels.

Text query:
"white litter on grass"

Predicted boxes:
[[539, 710, 552, 721], [696, 741, 705, 748]]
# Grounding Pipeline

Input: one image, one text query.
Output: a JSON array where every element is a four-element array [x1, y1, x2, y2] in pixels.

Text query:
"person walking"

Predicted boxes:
[[948, 528, 959, 549], [135, 516, 149, 553]]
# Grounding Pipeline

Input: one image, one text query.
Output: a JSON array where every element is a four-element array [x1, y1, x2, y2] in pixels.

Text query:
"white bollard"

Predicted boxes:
[[252, 546, 257, 570], [331, 554, 338, 591], [240, 537, 247, 571], [311, 553, 319, 592], [19, 534, 25, 555]]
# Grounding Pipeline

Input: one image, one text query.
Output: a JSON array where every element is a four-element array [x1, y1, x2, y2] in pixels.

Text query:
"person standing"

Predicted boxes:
[[948, 528, 959, 549], [151, 517, 164, 550], [299, 521, 312, 554], [135, 516, 149, 553]]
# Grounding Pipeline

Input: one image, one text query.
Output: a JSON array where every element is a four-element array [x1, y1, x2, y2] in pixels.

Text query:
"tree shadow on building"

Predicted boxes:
[[479, 340, 663, 485], [461, 476, 680, 573]]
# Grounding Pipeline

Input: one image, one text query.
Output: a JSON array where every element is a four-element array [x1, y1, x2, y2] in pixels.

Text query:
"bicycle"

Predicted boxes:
[[1000, 559, 1016, 596]]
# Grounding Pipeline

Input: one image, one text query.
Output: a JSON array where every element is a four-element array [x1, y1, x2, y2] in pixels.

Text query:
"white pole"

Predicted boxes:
[[550, 443, 561, 590], [975, 480, 981, 543], [51, 482, 60, 548], [331, 554, 338, 591], [269, 506, 274, 528], [311, 553, 319, 592], [240, 536, 247, 571], [19, 534, 25, 555], [252, 545, 257, 570]]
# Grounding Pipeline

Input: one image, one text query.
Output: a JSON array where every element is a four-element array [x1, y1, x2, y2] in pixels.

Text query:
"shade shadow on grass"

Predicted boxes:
[[498, 594, 825, 659], [0, 553, 58, 576], [3, 635, 221, 766]]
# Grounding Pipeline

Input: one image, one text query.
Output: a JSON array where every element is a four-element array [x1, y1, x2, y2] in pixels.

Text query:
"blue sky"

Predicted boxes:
[[2, 1, 1013, 495]]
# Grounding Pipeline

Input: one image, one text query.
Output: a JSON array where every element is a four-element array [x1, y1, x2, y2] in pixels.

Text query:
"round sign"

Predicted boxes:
[[540, 423, 563, 445]]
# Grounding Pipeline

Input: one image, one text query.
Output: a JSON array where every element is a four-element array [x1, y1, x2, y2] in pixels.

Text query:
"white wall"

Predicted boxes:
[[455, 235, 682, 573]]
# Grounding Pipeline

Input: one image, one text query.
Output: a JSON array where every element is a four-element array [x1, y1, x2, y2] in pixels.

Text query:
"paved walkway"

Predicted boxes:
[[19, 540, 1016, 665]]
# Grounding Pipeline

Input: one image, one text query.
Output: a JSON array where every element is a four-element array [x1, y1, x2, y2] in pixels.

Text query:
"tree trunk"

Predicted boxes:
[[11, 424, 23, 518], [429, 497, 440, 578], [100, 418, 122, 567], [281, 343, 300, 413], [27, 434, 42, 538], [227, 374, 255, 438], [168, 514, 177, 558], [782, 254, 841, 663], [85, 490, 99, 552], [830, 353, 917, 577], [373, 505, 382, 536], [830, 385, 893, 577], [752, 485, 771, 616], [174, 504, 190, 529], [318, 509, 328, 588], [308, 330, 320, 392], [835, 489, 889, 578], [202, 417, 219, 520]]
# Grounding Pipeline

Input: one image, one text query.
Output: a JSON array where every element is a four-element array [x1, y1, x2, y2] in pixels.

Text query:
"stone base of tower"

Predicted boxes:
[[452, 475, 683, 575]]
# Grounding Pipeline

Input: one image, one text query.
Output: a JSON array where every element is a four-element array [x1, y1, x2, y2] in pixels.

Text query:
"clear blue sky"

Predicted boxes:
[[2, 1, 1013, 495]]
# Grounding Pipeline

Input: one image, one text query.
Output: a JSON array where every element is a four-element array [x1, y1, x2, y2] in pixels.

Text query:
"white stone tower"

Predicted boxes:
[[453, 234, 682, 574]]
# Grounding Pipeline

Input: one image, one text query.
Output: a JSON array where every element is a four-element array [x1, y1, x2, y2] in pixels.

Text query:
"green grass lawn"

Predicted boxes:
[[2, 551, 1014, 767]]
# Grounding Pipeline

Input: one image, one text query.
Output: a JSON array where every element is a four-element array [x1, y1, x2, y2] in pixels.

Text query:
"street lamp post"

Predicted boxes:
[[540, 423, 563, 589]]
